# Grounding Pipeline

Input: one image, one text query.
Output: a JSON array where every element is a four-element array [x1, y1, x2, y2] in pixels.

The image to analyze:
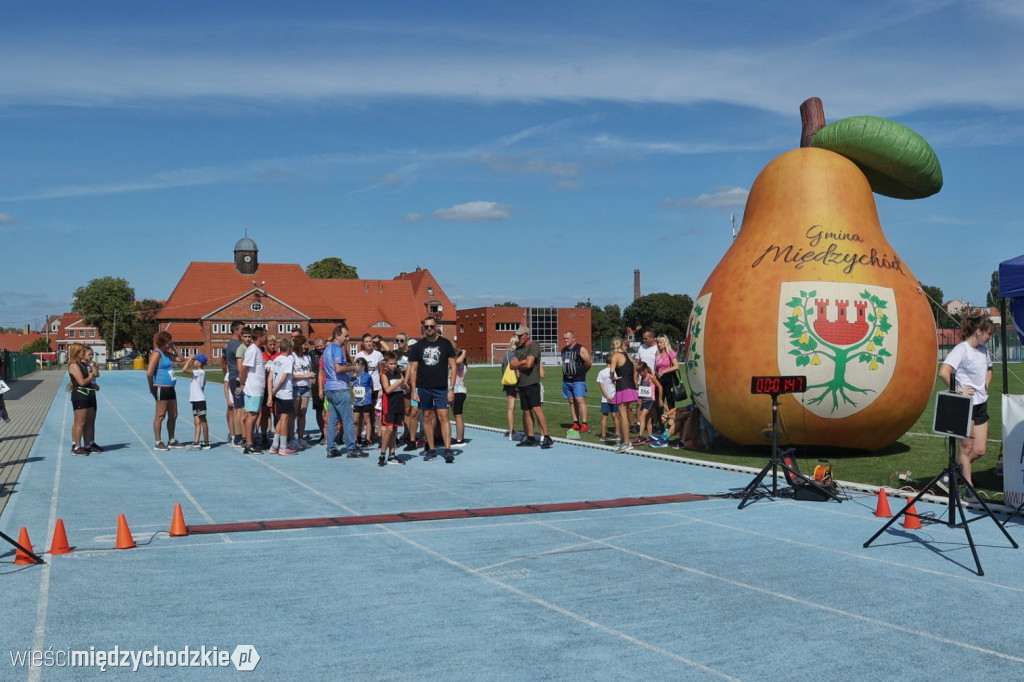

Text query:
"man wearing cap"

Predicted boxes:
[[407, 317, 457, 463], [509, 325, 554, 449]]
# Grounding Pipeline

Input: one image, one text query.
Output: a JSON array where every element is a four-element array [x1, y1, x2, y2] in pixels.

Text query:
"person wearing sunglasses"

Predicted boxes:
[[407, 318, 457, 463]]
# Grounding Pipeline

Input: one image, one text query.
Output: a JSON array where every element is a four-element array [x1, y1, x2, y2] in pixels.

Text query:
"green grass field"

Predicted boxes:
[[148, 362, 1020, 500], [457, 364, 1024, 501]]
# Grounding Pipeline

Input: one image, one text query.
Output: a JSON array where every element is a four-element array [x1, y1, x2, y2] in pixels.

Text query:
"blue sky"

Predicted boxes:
[[2, 0, 1023, 329]]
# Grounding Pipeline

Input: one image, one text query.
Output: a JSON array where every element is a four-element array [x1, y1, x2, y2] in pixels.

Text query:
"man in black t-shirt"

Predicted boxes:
[[408, 318, 457, 462]]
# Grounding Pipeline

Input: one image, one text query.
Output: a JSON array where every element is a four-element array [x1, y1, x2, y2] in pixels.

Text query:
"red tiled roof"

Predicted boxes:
[[157, 263, 333, 320], [0, 332, 51, 353], [155, 262, 453, 340]]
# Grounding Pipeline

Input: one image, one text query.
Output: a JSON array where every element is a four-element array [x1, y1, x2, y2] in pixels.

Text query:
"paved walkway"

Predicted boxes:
[[0, 369, 64, 518]]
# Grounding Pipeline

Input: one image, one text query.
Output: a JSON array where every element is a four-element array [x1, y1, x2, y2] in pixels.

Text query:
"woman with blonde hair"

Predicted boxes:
[[68, 343, 102, 455], [501, 335, 519, 439], [607, 337, 638, 452], [654, 334, 682, 410]]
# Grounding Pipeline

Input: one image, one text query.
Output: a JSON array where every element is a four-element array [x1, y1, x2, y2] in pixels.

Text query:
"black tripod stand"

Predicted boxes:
[[864, 388, 1017, 576], [1, 529, 44, 565], [738, 383, 841, 509]]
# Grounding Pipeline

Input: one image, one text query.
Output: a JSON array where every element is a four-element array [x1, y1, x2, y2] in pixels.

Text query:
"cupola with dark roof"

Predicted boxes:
[[234, 233, 258, 275]]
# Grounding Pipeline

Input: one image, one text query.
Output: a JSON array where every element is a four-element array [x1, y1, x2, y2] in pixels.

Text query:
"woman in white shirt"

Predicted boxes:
[[938, 315, 995, 490]]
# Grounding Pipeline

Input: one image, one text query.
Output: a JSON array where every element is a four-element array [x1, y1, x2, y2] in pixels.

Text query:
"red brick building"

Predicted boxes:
[[154, 237, 455, 361], [455, 306, 592, 364]]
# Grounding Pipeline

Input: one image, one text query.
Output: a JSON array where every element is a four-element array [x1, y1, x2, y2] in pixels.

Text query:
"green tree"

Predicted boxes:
[[72, 277, 137, 354], [306, 257, 358, 279], [622, 293, 693, 342], [576, 301, 623, 343], [987, 270, 1000, 308], [918, 282, 946, 326], [494, 301, 520, 307], [21, 337, 52, 354], [132, 299, 164, 355]]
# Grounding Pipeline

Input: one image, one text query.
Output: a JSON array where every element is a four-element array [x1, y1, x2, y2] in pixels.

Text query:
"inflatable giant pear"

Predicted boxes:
[[686, 98, 941, 451]]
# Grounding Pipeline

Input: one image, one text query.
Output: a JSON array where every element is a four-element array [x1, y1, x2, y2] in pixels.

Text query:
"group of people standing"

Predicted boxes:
[[500, 326, 692, 454], [135, 317, 468, 467]]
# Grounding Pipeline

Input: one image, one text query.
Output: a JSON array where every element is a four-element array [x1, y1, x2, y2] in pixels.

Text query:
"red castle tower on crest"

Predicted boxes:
[[812, 299, 869, 346]]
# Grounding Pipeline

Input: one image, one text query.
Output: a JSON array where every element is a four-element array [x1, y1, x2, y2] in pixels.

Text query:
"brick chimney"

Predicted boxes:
[[633, 269, 641, 300]]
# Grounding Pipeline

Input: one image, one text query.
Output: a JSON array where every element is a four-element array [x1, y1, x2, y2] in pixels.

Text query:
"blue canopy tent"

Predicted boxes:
[[999, 255, 1024, 508], [999, 254, 1024, 392]]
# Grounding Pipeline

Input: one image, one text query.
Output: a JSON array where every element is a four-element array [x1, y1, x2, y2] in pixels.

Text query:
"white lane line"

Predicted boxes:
[[223, 461, 739, 680], [101, 395, 229, 543], [543, 521, 1024, 665], [27, 398, 69, 682]]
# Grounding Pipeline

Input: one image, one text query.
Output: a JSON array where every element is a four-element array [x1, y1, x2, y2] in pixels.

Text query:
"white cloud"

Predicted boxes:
[[0, 213, 16, 223], [431, 201, 512, 221], [403, 213, 423, 222], [664, 187, 748, 210]]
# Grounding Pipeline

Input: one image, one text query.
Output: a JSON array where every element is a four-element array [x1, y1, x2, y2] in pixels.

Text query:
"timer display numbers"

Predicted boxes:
[[750, 375, 807, 395]]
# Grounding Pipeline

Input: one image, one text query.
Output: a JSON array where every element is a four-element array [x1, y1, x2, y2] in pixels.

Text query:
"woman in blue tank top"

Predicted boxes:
[[147, 331, 184, 451]]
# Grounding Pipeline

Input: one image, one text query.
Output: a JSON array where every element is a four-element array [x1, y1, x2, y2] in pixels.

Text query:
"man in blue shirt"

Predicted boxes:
[[322, 324, 362, 458]]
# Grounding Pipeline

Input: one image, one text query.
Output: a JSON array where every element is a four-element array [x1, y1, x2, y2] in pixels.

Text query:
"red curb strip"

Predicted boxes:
[[185, 492, 707, 535]]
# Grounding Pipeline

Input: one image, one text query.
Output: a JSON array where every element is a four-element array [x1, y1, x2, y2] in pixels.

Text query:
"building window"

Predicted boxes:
[[478, 323, 483, 332], [89, 330, 96, 338], [251, 302, 263, 312], [495, 322, 517, 332], [78, 330, 84, 338], [212, 347, 222, 358], [427, 287, 434, 296]]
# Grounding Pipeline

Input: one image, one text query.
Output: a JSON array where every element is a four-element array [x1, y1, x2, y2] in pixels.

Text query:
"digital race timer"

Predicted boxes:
[[750, 375, 807, 395]]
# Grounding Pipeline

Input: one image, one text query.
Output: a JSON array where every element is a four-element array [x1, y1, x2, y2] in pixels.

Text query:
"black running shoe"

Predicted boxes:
[[378, 454, 387, 467], [423, 450, 438, 461], [89, 442, 104, 453], [516, 436, 538, 447], [443, 449, 454, 463], [541, 436, 554, 449]]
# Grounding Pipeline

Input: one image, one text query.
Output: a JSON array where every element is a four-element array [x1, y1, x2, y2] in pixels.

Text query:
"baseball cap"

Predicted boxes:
[[515, 325, 530, 335], [194, 353, 208, 366]]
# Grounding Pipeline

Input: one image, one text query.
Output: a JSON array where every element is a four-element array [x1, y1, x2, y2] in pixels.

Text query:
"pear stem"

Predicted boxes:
[[800, 97, 826, 147]]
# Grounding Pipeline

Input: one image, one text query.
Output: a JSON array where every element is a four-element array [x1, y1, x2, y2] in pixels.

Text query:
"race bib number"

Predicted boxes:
[[638, 385, 653, 399], [353, 386, 367, 400]]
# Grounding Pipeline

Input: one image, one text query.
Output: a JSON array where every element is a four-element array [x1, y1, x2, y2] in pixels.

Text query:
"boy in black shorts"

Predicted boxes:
[[379, 352, 406, 466]]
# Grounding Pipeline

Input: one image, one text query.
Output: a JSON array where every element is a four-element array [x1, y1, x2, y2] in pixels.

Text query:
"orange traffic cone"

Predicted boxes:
[[14, 527, 39, 565], [903, 503, 922, 530], [115, 514, 136, 549], [169, 504, 188, 537], [49, 519, 71, 555], [874, 489, 892, 518]]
